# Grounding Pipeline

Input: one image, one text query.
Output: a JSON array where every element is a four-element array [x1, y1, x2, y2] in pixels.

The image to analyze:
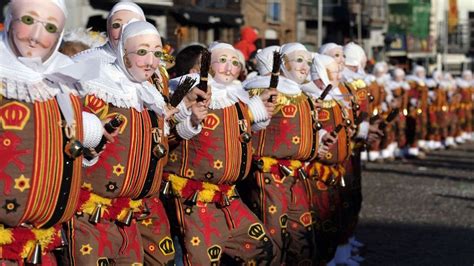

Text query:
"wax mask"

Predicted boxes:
[[326, 61, 341, 87], [9, 1, 65, 61], [285, 50, 311, 84], [416, 69, 425, 79], [395, 74, 404, 82], [211, 48, 242, 85], [108, 10, 144, 48], [326, 47, 344, 70], [123, 34, 162, 82]]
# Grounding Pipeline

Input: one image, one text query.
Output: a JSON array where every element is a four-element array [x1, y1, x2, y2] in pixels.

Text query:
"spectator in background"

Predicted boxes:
[[234, 26, 258, 61], [169, 43, 206, 78]]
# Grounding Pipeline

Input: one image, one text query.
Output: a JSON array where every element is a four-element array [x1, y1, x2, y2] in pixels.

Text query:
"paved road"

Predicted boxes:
[[357, 142, 474, 266]]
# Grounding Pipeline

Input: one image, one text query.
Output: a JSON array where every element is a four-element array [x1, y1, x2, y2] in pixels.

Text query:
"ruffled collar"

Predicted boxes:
[[456, 78, 471, 89], [387, 80, 410, 91], [208, 77, 249, 109], [81, 63, 165, 115], [0, 32, 79, 102], [72, 42, 116, 64], [242, 75, 301, 96], [342, 67, 364, 83]]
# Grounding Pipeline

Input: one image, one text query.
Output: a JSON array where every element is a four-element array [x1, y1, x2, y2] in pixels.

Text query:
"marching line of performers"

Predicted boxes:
[[1, 1, 473, 266]]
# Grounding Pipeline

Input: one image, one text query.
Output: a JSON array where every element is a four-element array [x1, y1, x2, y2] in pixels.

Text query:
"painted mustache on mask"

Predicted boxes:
[[15, 32, 52, 49]]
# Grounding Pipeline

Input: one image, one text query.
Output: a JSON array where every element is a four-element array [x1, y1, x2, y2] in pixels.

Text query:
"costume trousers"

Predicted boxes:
[[167, 197, 276, 265], [138, 197, 175, 266], [240, 172, 316, 265], [64, 215, 144, 265]]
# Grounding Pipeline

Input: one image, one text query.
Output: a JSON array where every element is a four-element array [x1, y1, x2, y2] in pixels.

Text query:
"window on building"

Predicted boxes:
[[267, 0, 281, 23]]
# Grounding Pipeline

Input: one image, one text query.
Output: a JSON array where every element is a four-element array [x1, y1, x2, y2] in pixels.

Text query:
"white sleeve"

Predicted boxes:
[[356, 121, 369, 139], [248, 96, 269, 123], [251, 119, 271, 132], [318, 129, 328, 144], [174, 101, 192, 123], [176, 116, 202, 140]]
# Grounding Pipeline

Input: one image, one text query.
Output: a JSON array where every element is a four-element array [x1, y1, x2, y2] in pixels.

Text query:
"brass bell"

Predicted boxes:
[[239, 132, 252, 143], [368, 93, 375, 102], [297, 168, 308, 180], [315, 122, 323, 130], [65, 139, 84, 159], [185, 191, 199, 206], [340, 176, 346, 187], [345, 119, 352, 127], [354, 104, 360, 111], [278, 164, 293, 177], [117, 209, 134, 227], [162, 180, 172, 197], [89, 204, 102, 224], [254, 159, 264, 171], [25, 242, 42, 265], [142, 202, 151, 216], [153, 143, 168, 159], [60, 228, 68, 247], [220, 193, 231, 208]]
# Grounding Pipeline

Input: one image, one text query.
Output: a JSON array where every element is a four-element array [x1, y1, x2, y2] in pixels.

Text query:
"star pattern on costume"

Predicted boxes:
[[2, 199, 19, 213], [185, 168, 195, 178], [190, 236, 201, 246], [213, 160, 223, 170], [291, 136, 300, 145], [141, 218, 153, 227], [13, 175, 30, 192], [169, 152, 178, 162], [81, 182, 93, 191], [268, 205, 277, 215], [112, 163, 125, 176], [105, 181, 118, 192], [80, 244, 92, 255], [148, 243, 156, 253]]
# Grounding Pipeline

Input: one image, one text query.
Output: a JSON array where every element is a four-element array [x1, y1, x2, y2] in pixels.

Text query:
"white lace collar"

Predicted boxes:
[[0, 32, 79, 102], [72, 42, 116, 64], [81, 63, 165, 115], [208, 77, 249, 110], [242, 75, 302, 96]]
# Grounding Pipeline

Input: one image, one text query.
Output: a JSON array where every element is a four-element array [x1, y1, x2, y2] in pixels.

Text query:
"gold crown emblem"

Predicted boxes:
[[248, 223, 265, 240], [318, 109, 330, 122], [0, 102, 30, 130], [207, 245, 222, 261], [85, 95, 107, 114], [203, 113, 220, 130], [356, 90, 367, 101], [281, 104, 297, 118], [159, 237, 175, 255], [300, 212, 312, 227]]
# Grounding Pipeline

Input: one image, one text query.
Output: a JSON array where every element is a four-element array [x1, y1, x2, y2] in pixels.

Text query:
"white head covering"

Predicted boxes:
[[280, 42, 309, 84], [462, 70, 472, 80], [209, 41, 235, 52], [413, 65, 425, 76], [310, 53, 333, 87], [319, 43, 343, 56], [107, 1, 145, 21], [373, 62, 387, 74], [344, 42, 366, 68], [116, 20, 160, 82], [255, 45, 280, 76], [235, 49, 246, 69], [393, 68, 405, 78]]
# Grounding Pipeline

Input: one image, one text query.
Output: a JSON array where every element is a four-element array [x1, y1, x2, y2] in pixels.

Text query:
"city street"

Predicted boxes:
[[357, 143, 474, 265]]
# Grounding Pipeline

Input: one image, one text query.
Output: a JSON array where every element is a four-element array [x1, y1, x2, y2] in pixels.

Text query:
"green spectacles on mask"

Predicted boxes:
[[17, 15, 59, 34]]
